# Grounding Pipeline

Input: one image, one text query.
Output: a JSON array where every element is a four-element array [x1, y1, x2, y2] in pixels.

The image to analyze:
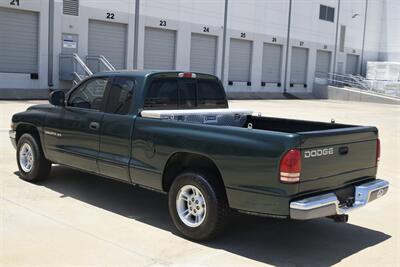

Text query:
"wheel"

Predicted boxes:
[[168, 172, 229, 241], [16, 133, 51, 182]]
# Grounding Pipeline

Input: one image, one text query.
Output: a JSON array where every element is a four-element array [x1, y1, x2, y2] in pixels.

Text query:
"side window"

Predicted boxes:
[[144, 79, 178, 109], [69, 78, 108, 110], [197, 80, 228, 108], [106, 77, 135, 115], [178, 79, 197, 108]]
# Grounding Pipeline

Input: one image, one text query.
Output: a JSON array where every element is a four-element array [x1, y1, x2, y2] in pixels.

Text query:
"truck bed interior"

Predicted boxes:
[[245, 116, 355, 133], [140, 109, 358, 134]]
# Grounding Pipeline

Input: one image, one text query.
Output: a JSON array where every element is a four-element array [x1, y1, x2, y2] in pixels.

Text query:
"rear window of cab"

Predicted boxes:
[[144, 78, 228, 110]]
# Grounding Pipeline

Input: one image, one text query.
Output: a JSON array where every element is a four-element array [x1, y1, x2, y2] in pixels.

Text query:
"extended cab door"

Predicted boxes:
[[44, 77, 109, 173], [98, 76, 136, 183]]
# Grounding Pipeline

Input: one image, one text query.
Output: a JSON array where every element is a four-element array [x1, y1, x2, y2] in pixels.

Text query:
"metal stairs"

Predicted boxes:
[[71, 53, 115, 85]]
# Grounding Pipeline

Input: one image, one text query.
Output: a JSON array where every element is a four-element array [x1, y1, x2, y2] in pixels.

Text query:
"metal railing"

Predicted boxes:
[[59, 53, 117, 85], [72, 53, 93, 85], [315, 72, 400, 98], [86, 55, 116, 73]]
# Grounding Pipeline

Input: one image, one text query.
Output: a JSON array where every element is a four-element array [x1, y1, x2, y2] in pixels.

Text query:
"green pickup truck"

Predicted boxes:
[[10, 71, 389, 240]]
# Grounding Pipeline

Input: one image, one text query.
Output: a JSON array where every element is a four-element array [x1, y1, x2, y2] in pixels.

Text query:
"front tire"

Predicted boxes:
[[17, 133, 51, 182], [168, 172, 229, 241]]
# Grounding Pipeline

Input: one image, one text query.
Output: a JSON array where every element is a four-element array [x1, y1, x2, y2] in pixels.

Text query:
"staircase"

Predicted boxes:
[[59, 53, 116, 86]]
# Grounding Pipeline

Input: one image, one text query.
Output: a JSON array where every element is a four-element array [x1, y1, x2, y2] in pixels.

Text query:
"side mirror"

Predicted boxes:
[[49, 90, 65, 107]]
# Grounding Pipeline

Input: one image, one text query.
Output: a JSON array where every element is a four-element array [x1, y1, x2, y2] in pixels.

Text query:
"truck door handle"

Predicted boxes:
[[89, 121, 100, 130]]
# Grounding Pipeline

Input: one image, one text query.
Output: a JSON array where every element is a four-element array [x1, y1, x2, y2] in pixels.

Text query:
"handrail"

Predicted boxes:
[[318, 71, 400, 98], [99, 55, 116, 71], [72, 72, 83, 82], [73, 53, 93, 76], [86, 55, 116, 72]]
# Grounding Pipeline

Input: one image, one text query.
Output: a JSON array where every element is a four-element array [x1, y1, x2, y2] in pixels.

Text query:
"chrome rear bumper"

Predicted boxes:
[[290, 179, 389, 220]]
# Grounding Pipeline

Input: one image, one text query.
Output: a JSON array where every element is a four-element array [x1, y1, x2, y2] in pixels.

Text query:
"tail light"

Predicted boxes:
[[280, 149, 301, 183], [376, 138, 381, 165], [178, 72, 197, 78]]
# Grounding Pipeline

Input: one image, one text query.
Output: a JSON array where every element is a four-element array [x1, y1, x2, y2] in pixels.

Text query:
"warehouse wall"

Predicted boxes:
[[379, 0, 400, 62], [0, 0, 49, 92], [0, 0, 394, 98], [52, 0, 135, 90]]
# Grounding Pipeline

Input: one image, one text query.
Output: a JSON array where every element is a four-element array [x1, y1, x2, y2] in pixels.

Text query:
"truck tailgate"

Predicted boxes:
[[298, 127, 379, 192]]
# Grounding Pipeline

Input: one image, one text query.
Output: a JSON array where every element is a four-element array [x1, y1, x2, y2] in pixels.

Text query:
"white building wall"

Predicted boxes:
[[53, 0, 135, 90], [0, 0, 394, 97], [362, 0, 384, 75], [138, 0, 225, 75], [335, 0, 366, 75], [225, 0, 289, 93], [289, 0, 337, 93], [379, 0, 400, 61]]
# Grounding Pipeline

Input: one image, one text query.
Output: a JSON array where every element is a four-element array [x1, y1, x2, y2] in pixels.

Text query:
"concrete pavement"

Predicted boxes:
[[0, 100, 399, 266]]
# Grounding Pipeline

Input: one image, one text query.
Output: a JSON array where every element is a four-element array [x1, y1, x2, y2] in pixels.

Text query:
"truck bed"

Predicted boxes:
[[140, 108, 379, 197]]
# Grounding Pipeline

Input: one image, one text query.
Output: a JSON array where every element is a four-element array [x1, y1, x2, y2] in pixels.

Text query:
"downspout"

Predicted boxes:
[[133, 0, 140, 69], [48, 0, 54, 87], [360, 0, 369, 76], [221, 0, 229, 83], [333, 0, 341, 79], [283, 0, 293, 93]]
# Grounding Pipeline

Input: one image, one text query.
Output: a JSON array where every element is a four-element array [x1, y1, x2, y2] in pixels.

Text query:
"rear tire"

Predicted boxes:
[[17, 133, 51, 182], [168, 171, 229, 241]]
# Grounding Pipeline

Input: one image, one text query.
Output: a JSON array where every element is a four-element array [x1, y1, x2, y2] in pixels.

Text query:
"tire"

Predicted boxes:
[[168, 171, 229, 241], [16, 133, 51, 182]]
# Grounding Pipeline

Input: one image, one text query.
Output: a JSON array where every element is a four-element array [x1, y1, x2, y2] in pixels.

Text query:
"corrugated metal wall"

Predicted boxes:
[[190, 33, 218, 74], [228, 38, 252, 82], [0, 8, 38, 74], [144, 27, 176, 70], [88, 20, 127, 72]]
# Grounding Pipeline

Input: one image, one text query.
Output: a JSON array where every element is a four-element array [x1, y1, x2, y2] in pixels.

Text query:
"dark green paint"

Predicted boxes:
[[11, 71, 379, 217]]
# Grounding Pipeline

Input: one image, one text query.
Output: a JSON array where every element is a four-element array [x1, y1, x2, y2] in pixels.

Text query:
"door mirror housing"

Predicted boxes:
[[49, 90, 65, 107]]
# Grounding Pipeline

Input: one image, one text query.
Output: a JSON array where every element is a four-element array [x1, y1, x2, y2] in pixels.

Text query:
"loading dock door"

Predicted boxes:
[[345, 54, 359, 75], [88, 20, 127, 72], [190, 33, 217, 75], [228, 39, 252, 82], [144, 27, 176, 70], [0, 8, 38, 73], [261, 43, 282, 84], [290, 47, 309, 85], [315, 50, 331, 79]]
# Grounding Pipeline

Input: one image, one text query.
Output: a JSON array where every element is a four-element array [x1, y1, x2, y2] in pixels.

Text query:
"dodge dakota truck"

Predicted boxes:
[[10, 71, 389, 241]]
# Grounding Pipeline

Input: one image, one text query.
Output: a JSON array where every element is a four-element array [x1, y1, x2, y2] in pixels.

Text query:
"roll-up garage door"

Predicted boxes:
[[190, 33, 217, 74], [262, 43, 282, 83], [0, 8, 38, 73], [315, 50, 331, 79], [144, 27, 176, 70], [88, 20, 127, 72], [229, 38, 252, 82], [290, 47, 309, 85], [345, 54, 359, 75]]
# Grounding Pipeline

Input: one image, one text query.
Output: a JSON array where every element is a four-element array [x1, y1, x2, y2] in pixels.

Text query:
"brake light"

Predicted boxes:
[[178, 72, 197, 78], [376, 138, 381, 165], [280, 149, 302, 183]]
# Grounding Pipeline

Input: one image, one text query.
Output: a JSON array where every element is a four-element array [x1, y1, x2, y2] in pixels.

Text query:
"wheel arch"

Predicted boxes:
[[162, 152, 226, 194], [16, 123, 42, 148]]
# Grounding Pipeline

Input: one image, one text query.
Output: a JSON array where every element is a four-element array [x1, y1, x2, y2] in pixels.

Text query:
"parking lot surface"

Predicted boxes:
[[1, 100, 399, 266]]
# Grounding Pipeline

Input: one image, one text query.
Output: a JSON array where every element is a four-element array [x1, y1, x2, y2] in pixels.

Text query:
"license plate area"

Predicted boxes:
[[335, 186, 355, 208]]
